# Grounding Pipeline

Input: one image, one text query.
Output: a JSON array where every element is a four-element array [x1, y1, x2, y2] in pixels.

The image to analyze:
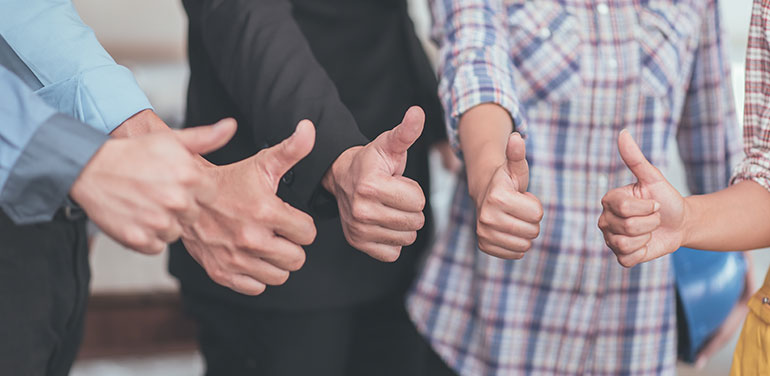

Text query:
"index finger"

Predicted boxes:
[[601, 189, 659, 218], [271, 201, 317, 246], [375, 176, 426, 212]]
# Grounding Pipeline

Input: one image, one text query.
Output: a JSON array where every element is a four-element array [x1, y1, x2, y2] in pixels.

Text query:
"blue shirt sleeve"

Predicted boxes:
[[0, 65, 107, 224], [0, 0, 152, 133]]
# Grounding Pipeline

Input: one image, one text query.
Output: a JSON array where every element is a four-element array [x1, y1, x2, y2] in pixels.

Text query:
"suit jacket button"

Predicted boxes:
[[281, 170, 295, 185]]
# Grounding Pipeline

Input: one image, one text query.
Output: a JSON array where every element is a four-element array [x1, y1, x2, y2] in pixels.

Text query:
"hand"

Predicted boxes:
[[322, 106, 426, 262], [181, 120, 317, 295], [71, 119, 237, 254], [471, 132, 542, 259], [598, 129, 687, 267]]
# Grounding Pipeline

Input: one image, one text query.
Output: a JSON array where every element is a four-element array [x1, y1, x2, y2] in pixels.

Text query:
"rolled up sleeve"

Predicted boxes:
[[430, 0, 524, 153], [732, 0, 770, 192], [0, 0, 151, 133]]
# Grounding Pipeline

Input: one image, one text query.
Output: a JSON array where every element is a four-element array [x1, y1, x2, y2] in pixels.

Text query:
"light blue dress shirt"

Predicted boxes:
[[0, 66, 107, 224], [0, 0, 153, 223], [0, 0, 152, 133]]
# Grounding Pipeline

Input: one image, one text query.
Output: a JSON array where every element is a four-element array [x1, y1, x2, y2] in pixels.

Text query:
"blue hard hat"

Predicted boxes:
[[672, 247, 747, 363]]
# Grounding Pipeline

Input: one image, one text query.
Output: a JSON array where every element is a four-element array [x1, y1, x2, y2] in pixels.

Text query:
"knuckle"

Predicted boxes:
[[207, 268, 228, 286], [355, 181, 378, 199], [351, 203, 370, 222], [622, 219, 638, 234], [615, 236, 630, 251], [478, 210, 494, 226], [618, 201, 632, 216], [487, 189, 507, 207], [164, 194, 190, 212], [235, 229, 259, 250], [176, 165, 200, 185], [597, 216, 607, 230]]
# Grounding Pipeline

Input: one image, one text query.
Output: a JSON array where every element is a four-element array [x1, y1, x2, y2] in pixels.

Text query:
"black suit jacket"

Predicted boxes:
[[169, 0, 446, 310]]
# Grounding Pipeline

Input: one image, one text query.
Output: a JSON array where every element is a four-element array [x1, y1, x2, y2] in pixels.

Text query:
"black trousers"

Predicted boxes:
[[183, 289, 457, 376], [0, 211, 90, 376]]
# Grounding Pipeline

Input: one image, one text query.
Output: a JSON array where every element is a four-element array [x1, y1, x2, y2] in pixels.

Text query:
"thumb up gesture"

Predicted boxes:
[[598, 130, 686, 267], [322, 107, 427, 262], [473, 132, 543, 259]]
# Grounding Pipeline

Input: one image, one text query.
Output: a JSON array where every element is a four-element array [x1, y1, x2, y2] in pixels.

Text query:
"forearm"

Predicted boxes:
[[458, 103, 513, 200], [682, 180, 770, 251]]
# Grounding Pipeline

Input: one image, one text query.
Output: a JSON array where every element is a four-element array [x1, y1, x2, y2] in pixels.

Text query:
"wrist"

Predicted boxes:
[[680, 196, 698, 248], [322, 146, 363, 195], [464, 147, 506, 204], [110, 109, 170, 138]]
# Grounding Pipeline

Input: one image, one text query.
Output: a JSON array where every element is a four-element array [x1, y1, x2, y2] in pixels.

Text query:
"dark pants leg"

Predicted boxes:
[[0, 211, 90, 376], [184, 293, 353, 376], [184, 289, 458, 376], [346, 293, 458, 376]]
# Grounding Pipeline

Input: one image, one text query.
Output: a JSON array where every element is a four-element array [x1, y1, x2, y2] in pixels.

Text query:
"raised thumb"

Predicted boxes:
[[618, 129, 663, 184], [260, 120, 316, 183], [505, 132, 529, 192], [175, 118, 237, 155], [378, 106, 425, 156]]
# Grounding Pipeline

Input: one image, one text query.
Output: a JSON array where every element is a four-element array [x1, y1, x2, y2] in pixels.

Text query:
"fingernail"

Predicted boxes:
[[653, 201, 660, 211], [619, 128, 628, 135]]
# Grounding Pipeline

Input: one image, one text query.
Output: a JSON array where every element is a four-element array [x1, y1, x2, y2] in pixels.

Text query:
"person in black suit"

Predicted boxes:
[[169, 0, 458, 375]]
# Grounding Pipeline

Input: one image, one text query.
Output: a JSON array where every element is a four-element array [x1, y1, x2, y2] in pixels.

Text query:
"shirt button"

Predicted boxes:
[[597, 3, 609, 15], [281, 170, 295, 185], [538, 27, 552, 40]]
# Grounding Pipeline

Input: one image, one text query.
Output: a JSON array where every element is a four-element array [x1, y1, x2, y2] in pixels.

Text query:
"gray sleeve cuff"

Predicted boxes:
[[0, 113, 107, 224]]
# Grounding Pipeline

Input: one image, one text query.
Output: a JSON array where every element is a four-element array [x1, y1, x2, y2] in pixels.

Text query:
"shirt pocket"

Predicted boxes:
[[635, 1, 700, 98], [506, 1, 583, 105]]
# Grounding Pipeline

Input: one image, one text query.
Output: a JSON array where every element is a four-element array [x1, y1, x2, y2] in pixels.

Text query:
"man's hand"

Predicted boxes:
[[598, 130, 687, 267], [71, 119, 237, 254], [471, 133, 542, 259], [181, 120, 317, 295], [322, 106, 426, 262]]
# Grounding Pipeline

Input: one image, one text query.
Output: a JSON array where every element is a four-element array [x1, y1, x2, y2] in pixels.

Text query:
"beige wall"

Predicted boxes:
[[73, 0, 187, 62]]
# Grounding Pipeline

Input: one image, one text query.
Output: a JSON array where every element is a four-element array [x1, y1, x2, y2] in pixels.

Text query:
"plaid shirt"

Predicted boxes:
[[408, 0, 742, 375], [733, 0, 770, 191]]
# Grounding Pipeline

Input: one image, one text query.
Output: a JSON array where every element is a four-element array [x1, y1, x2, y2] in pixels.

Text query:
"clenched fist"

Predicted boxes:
[[598, 130, 687, 267], [322, 106, 427, 262], [181, 120, 318, 295], [71, 118, 237, 254], [471, 133, 542, 259]]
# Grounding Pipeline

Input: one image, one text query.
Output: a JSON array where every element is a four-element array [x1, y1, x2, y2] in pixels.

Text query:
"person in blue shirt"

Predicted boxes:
[[0, 1, 322, 373]]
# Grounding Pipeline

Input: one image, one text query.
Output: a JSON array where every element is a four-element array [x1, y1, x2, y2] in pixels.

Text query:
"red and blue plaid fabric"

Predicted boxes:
[[733, 0, 770, 190], [408, 0, 742, 374]]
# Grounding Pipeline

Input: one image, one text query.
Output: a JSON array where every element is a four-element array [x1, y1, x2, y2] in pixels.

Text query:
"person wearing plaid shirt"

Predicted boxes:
[[408, 0, 743, 374], [597, 0, 770, 374]]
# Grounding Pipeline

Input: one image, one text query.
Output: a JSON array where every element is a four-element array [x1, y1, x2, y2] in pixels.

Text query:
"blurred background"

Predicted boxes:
[[68, 0, 763, 375]]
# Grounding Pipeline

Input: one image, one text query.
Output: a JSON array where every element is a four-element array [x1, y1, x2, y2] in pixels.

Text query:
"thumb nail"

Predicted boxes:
[[653, 201, 660, 211]]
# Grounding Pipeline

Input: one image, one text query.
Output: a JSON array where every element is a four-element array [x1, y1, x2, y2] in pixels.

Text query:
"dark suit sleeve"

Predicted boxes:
[[185, 0, 369, 213]]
